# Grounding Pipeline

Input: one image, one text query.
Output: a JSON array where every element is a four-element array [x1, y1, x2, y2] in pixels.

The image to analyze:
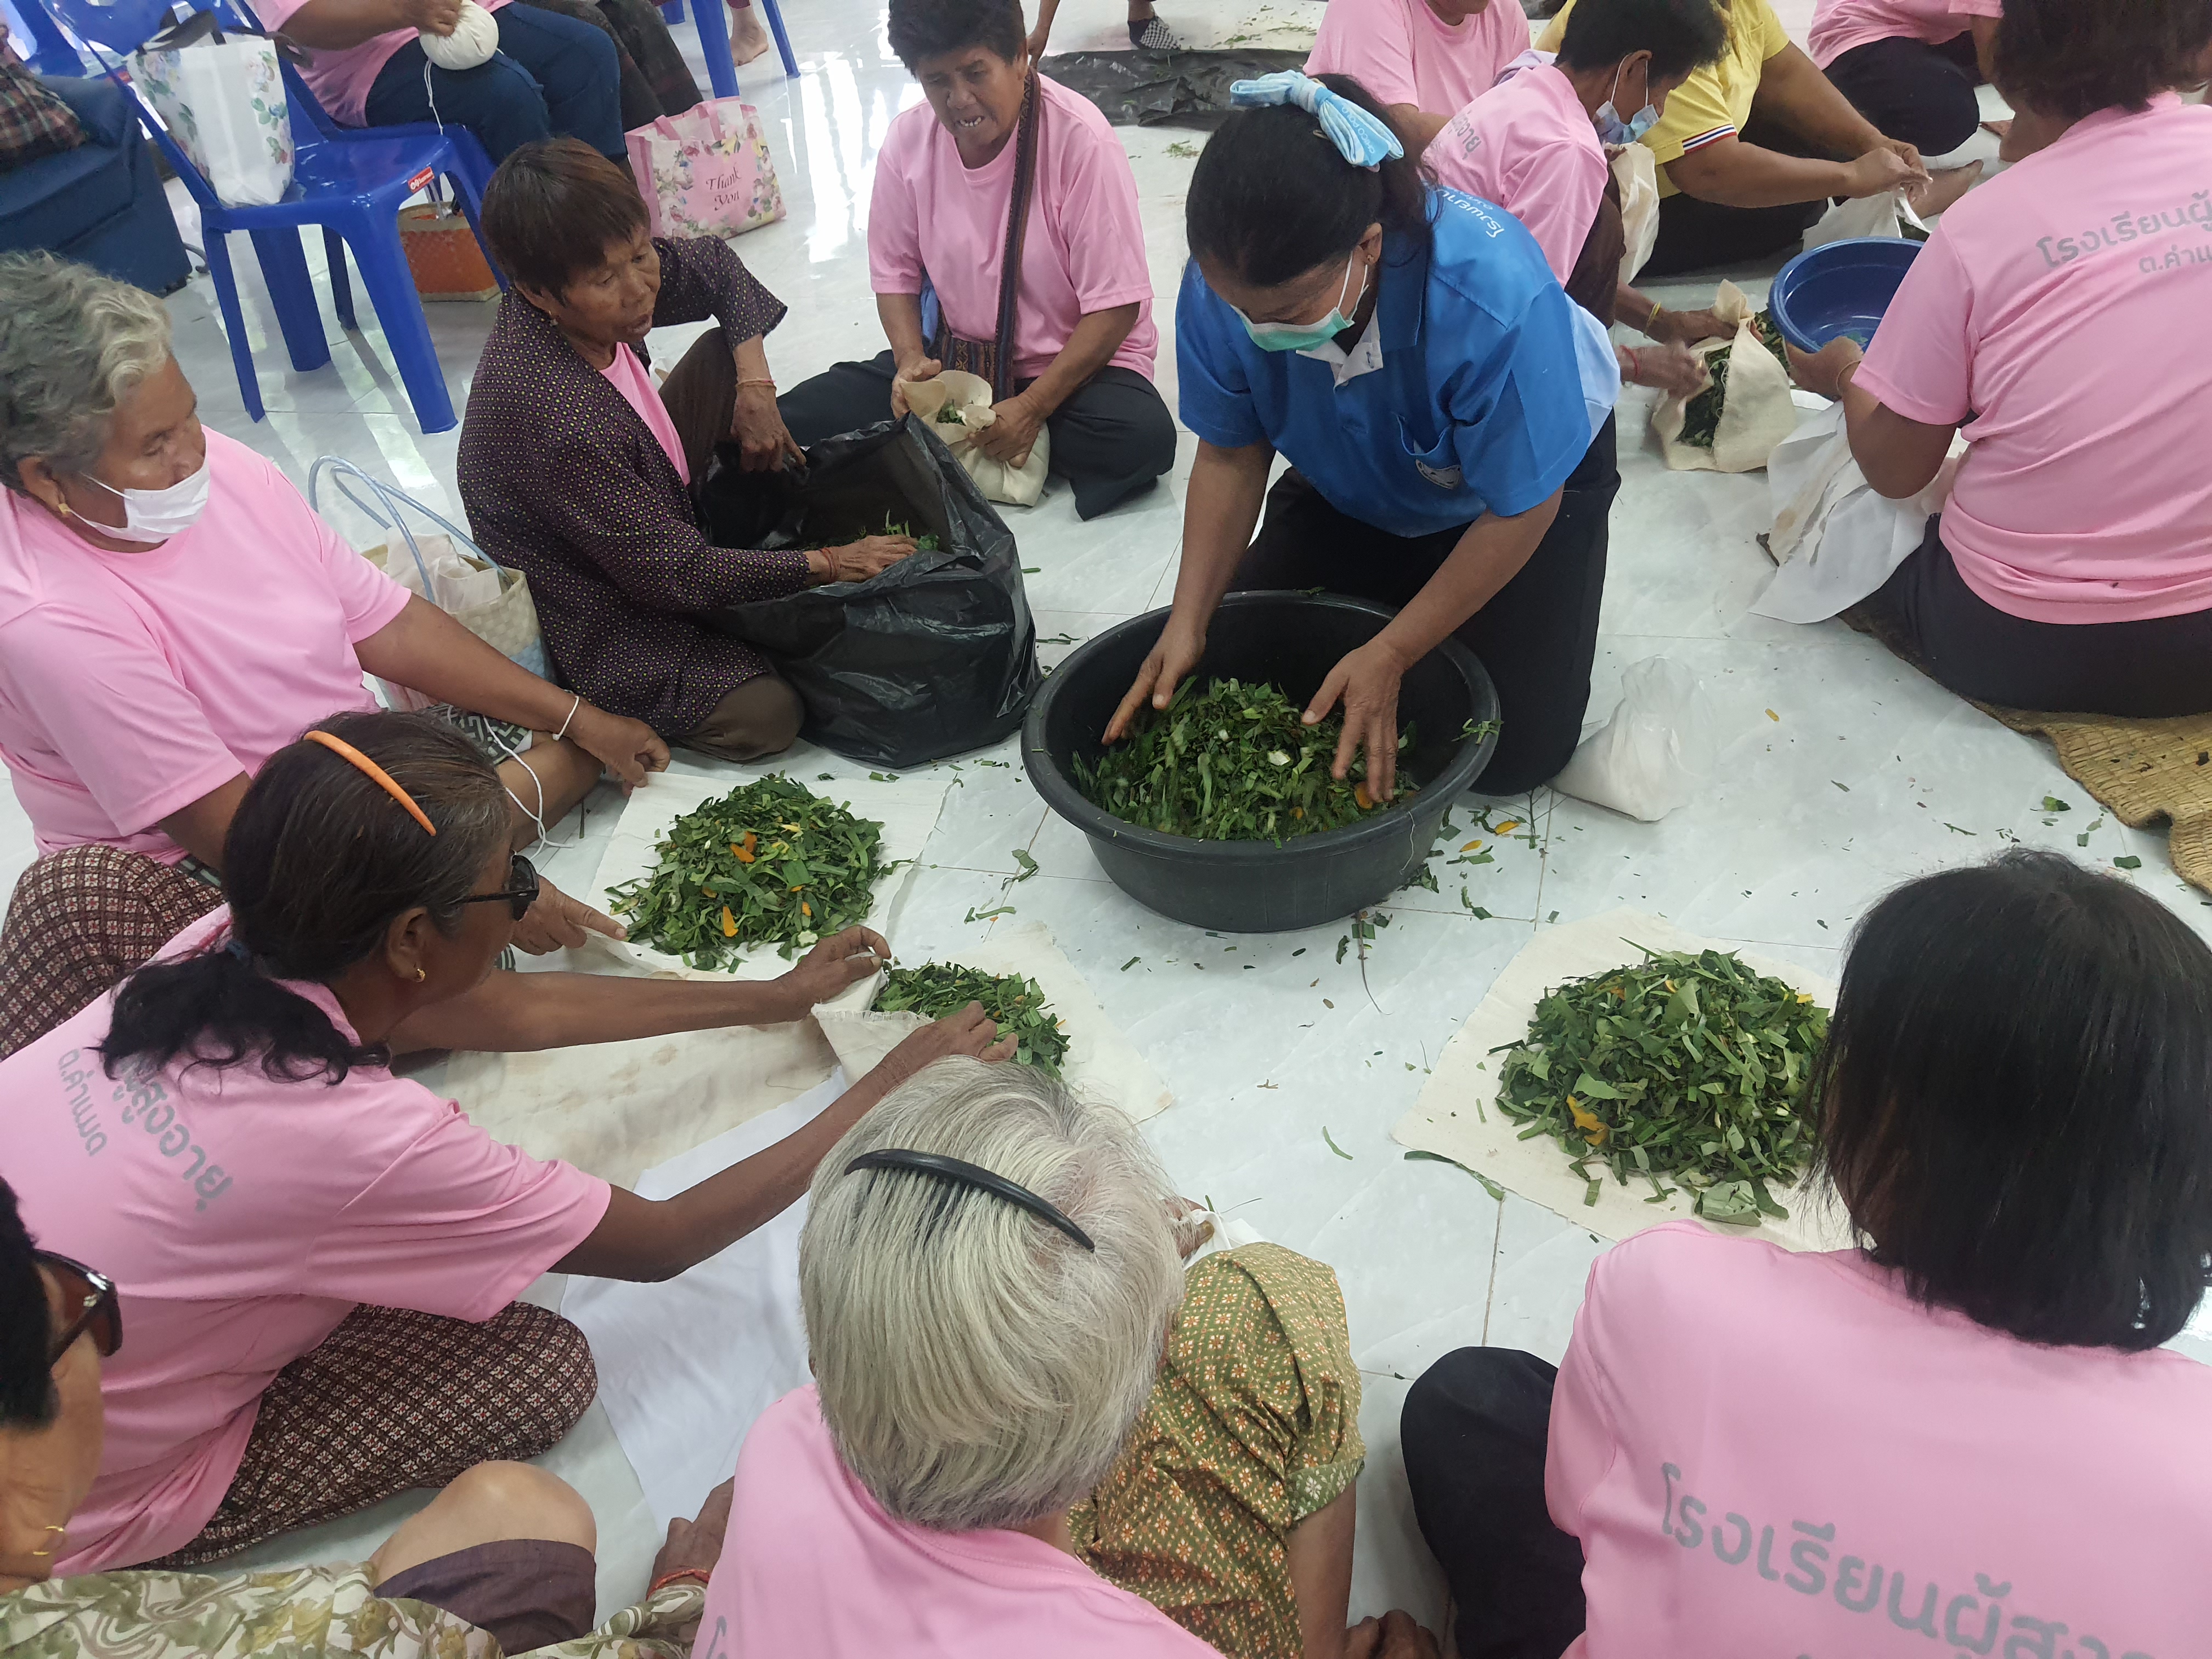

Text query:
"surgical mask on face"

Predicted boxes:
[[1594, 58, 1658, 145], [1234, 250, 1368, 353], [75, 454, 211, 544]]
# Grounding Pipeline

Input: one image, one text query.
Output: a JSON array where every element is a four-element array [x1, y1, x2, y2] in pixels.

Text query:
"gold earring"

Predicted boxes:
[[414, 967, 427, 983], [27, 1525, 66, 1559]]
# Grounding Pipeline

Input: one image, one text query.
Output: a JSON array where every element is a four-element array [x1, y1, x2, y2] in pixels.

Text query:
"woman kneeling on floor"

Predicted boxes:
[[1787, 0, 2212, 719], [0, 710, 1014, 1576], [459, 139, 919, 764], [0, 1170, 736, 1658], [717, 1057, 1438, 1659], [777, 0, 1178, 521], [1401, 850, 2212, 1658], [0, 253, 669, 1061]]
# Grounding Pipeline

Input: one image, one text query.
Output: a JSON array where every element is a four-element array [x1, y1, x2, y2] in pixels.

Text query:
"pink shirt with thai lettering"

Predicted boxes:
[[255, 0, 514, 127], [1306, 0, 1528, 120], [1808, 0, 2001, 70], [710, 1385, 1222, 1659], [1548, 1222, 2212, 1659], [0, 430, 407, 863], [602, 342, 690, 484], [1854, 95, 2212, 624], [7, 909, 611, 1573], [869, 74, 1156, 382], [1430, 60, 1604, 283]]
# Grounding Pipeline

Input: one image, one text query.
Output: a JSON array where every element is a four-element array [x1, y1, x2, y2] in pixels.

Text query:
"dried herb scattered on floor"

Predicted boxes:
[[1491, 948, 1830, 1222], [1075, 677, 1411, 842], [1678, 312, 1790, 450], [874, 962, 1069, 1075], [608, 775, 888, 968]]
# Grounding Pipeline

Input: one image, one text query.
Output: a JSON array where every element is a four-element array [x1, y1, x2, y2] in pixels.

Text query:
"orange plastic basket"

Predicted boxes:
[[397, 202, 499, 302]]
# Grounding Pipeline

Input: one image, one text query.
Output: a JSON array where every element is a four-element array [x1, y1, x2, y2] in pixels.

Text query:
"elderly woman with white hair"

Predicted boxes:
[[0, 252, 669, 1057], [709, 1058, 1441, 1659]]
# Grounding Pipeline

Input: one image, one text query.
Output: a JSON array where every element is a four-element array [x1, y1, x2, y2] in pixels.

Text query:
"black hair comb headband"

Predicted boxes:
[[844, 1149, 1097, 1252]]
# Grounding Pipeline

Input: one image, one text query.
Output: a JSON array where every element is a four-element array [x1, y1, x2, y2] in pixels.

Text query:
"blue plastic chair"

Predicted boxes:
[[39, 0, 492, 433], [660, 0, 796, 98]]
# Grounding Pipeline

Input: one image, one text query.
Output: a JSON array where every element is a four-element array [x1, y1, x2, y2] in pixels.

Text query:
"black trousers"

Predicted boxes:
[[1824, 31, 1983, 158], [1402, 1348, 1585, 1659], [777, 350, 1179, 520], [1231, 417, 1618, 798], [1643, 117, 1827, 278], [1872, 516, 2212, 718]]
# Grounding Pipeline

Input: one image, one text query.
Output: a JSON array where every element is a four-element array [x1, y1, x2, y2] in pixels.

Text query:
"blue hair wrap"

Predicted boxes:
[[1228, 70, 1404, 170]]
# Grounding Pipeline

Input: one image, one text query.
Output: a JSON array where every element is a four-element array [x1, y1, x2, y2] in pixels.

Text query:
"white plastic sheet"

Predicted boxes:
[[1391, 910, 1853, 1254], [586, 768, 953, 997], [812, 923, 1174, 1122], [562, 1071, 850, 1530]]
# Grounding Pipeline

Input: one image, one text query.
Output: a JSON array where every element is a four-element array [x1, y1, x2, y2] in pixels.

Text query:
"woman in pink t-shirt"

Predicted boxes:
[[0, 253, 672, 1061], [1789, 0, 2212, 717], [1811, 0, 2002, 158], [719, 1058, 1440, 1659], [1427, 0, 1732, 398], [1402, 849, 2212, 1658], [460, 141, 924, 761], [0, 709, 1015, 1574], [777, 0, 1176, 522], [1305, 0, 1529, 155]]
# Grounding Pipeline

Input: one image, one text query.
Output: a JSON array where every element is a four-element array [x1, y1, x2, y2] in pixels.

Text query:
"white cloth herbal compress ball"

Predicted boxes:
[[420, 0, 499, 70]]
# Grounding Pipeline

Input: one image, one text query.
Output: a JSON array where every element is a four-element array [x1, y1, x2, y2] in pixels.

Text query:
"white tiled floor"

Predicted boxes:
[[21, 0, 2212, 1629]]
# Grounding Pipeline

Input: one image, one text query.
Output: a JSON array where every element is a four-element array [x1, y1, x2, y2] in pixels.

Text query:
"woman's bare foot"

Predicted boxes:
[[727, 0, 770, 65], [1908, 161, 1982, 217]]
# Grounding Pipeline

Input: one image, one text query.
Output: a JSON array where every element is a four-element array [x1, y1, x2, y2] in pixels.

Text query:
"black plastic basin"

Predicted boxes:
[[1025, 594, 1500, 932]]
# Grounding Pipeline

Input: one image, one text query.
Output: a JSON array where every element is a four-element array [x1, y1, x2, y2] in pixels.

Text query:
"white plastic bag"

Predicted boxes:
[[1650, 280, 1801, 475], [1611, 142, 1660, 284], [1553, 657, 1720, 823], [1803, 188, 1926, 247], [134, 31, 292, 207], [896, 369, 1051, 508], [308, 456, 550, 710], [1754, 402, 1966, 623]]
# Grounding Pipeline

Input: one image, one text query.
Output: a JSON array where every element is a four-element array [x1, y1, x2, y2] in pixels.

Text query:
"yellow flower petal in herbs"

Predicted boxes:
[[1461, 839, 1483, 853], [1355, 782, 1375, 810], [720, 905, 737, 938], [1567, 1096, 1610, 1146], [1494, 819, 1522, 834]]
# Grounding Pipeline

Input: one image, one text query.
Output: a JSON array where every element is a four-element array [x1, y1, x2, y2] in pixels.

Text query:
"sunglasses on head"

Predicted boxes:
[[38, 1251, 121, 1363], [456, 853, 541, 923]]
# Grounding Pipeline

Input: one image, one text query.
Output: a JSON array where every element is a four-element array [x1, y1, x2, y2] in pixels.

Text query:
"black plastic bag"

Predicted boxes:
[[699, 416, 1041, 768], [1041, 48, 1309, 128]]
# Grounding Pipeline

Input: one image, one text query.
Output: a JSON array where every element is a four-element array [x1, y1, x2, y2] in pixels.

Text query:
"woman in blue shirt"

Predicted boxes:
[[1108, 73, 1618, 799]]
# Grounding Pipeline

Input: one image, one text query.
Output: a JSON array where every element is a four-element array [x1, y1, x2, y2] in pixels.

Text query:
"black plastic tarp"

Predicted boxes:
[[1040, 48, 1310, 128]]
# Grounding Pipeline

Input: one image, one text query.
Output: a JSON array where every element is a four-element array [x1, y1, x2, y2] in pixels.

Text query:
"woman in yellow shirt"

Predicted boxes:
[[1542, 0, 1972, 274]]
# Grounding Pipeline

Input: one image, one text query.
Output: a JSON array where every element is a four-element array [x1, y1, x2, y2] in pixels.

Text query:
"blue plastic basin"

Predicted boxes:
[[1769, 236, 1922, 353]]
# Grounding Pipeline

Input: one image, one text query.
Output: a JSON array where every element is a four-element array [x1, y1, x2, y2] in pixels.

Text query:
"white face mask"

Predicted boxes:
[[76, 454, 211, 545]]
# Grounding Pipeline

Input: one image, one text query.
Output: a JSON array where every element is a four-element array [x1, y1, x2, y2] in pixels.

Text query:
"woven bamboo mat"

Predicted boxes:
[[1841, 603, 2212, 895]]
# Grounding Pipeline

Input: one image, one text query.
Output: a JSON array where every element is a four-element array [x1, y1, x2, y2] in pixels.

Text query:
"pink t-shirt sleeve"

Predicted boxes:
[[1545, 1254, 1626, 1539], [306, 501, 411, 642], [1504, 135, 1604, 283], [1306, 0, 1419, 108], [1853, 230, 1974, 426], [0, 608, 245, 837], [1056, 128, 1154, 314], [306, 1103, 612, 1319], [868, 133, 926, 296]]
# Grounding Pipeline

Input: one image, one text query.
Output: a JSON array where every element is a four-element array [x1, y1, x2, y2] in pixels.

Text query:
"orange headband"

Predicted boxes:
[[303, 729, 437, 836]]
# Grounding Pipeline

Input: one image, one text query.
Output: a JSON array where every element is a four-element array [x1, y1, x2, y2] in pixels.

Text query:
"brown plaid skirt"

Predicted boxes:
[[0, 844, 224, 1060], [150, 1300, 599, 1568]]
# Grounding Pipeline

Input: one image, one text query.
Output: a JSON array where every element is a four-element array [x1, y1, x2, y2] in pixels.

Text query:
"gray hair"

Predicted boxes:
[[0, 252, 174, 493], [799, 1058, 1184, 1533]]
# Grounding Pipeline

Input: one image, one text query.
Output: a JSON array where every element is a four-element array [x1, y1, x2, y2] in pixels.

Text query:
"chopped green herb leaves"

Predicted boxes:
[[875, 962, 1069, 1075]]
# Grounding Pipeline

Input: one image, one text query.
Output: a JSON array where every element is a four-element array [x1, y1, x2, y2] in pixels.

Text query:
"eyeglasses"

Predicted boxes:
[[456, 854, 541, 923], [38, 1251, 121, 1363]]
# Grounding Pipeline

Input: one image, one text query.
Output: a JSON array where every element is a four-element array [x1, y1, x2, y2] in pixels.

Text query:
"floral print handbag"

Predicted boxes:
[[623, 97, 787, 240], [133, 18, 294, 207]]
